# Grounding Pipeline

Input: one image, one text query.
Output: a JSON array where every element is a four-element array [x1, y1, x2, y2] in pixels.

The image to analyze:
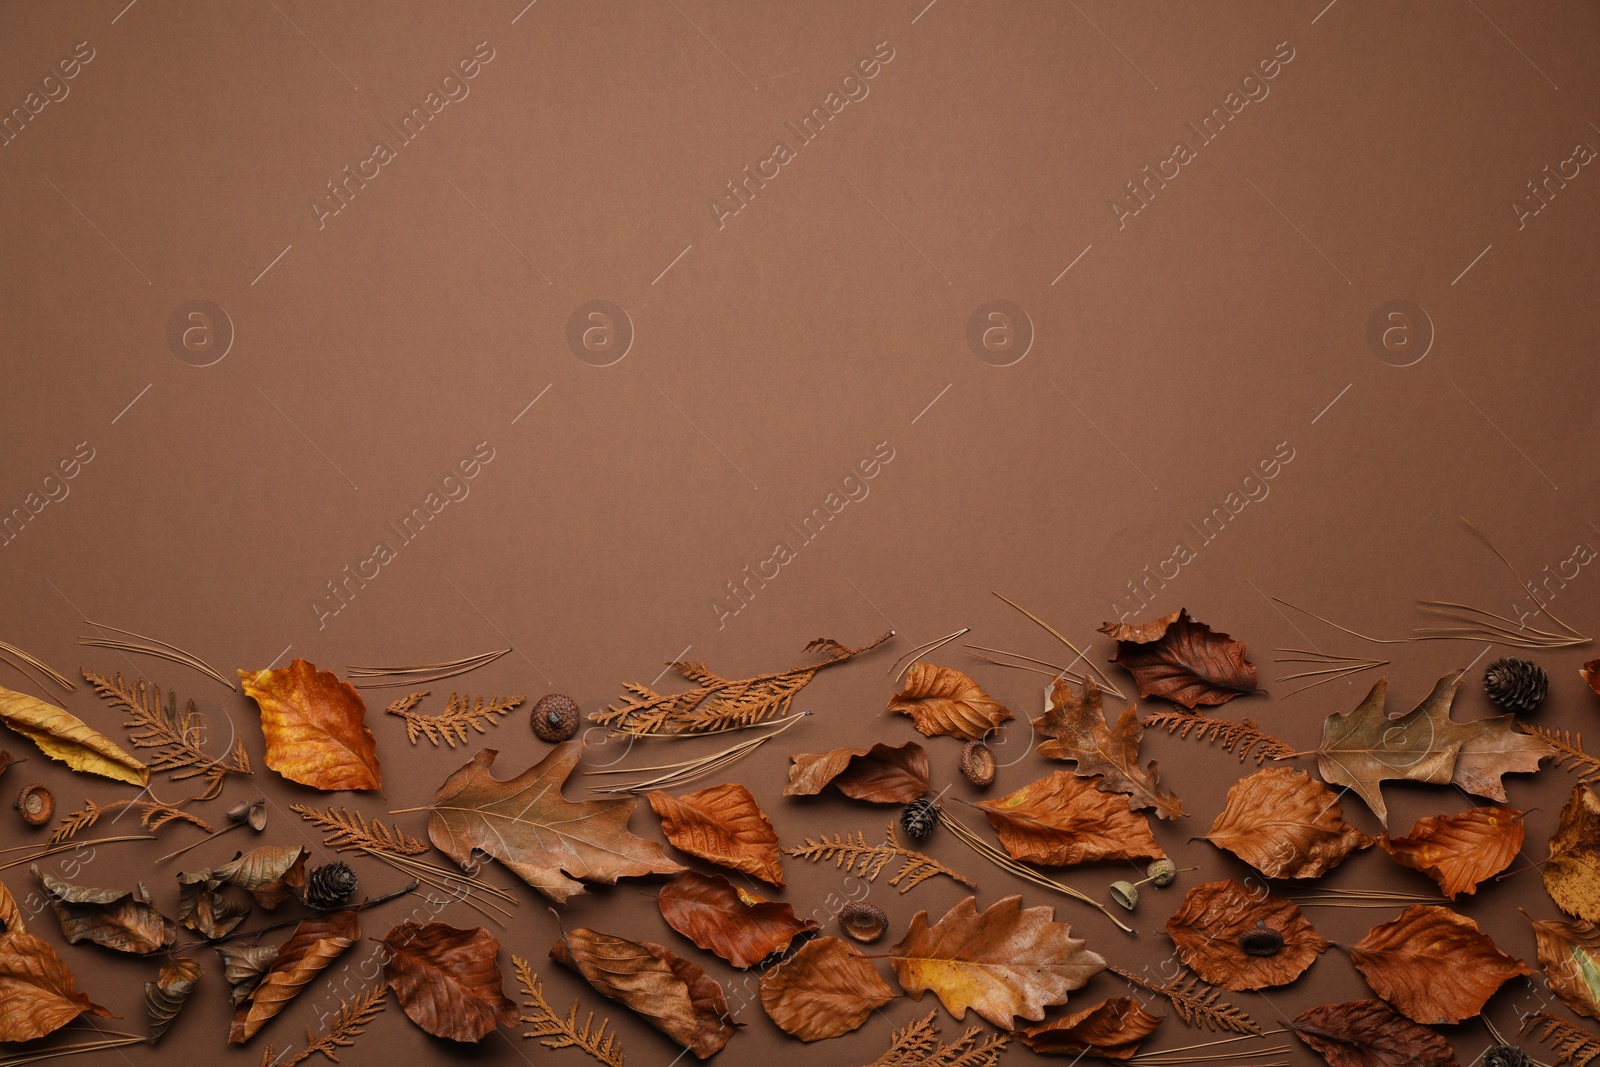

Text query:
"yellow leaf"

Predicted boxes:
[[0, 685, 148, 787]]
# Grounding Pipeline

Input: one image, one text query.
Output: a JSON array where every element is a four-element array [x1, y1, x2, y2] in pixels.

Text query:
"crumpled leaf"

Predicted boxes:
[[1166, 880, 1328, 991], [228, 908, 359, 1043], [1202, 766, 1371, 879], [976, 771, 1164, 867], [1292, 999, 1460, 1067], [657, 871, 818, 969], [381, 920, 519, 1043], [889, 894, 1106, 1030], [552, 926, 738, 1060], [428, 745, 682, 903], [1548, 784, 1600, 922], [33, 866, 176, 954], [1022, 996, 1164, 1059], [145, 956, 202, 1043], [0, 877, 111, 1042], [887, 663, 1012, 740], [784, 741, 930, 805], [0, 684, 149, 786], [1100, 609, 1258, 708], [1532, 915, 1600, 1020], [177, 869, 251, 939], [648, 783, 785, 886], [758, 935, 895, 1041], [215, 942, 278, 1007], [212, 845, 306, 909], [239, 659, 381, 791], [1034, 677, 1185, 819], [1378, 805, 1524, 897], [1583, 659, 1600, 696], [1349, 905, 1529, 1023]]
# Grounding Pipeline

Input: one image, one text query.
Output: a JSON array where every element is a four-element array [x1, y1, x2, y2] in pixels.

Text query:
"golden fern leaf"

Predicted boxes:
[[783, 824, 975, 893], [1524, 725, 1600, 783], [514, 956, 624, 1067], [858, 1011, 1008, 1067], [1108, 965, 1261, 1035], [291, 803, 429, 855], [1527, 1011, 1600, 1066], [262, 983, 387, 1067], [83, 670, 250, 788], [385, 691, 525, 747], [1143, 709, 1293, 763]]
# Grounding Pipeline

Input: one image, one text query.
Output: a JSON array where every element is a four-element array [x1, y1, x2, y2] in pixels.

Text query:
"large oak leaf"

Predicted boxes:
[[427, 745, 683, 903], [1348, 905, 1529, 1023], [758, 936, 895, 1041], [1532, 915, 1600, 1020], [784, 741, 930, 805], [1547, 784, 1600, 921], [1202, 767, 1371, 879], [1034, 677, 1184, 819], [0, 684, 148, 786], [1100, 609, 1258, 708], [1377, 806, 1523, 897], [887, 664, 1012, 740], [1292, 999, 1460, 1067], [382, 921, 519, 1042], [1021, 996, 1163, 1059], [239, 659, 380, 791], [34, 867, 175, 954], [649, 783, 785, 886], [0, 877, 111, 1042], [976, 771, 1164, 867], [657, 871, 818, 969], [1166, 880, 1327, 991], [228, 908, 359, 1043]]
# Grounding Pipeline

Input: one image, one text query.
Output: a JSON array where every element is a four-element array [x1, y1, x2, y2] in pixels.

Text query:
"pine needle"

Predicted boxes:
[[1143, 709, 1294, 763], [261, 984, 387, 1067], [1525, 1011, 1600, 1066], [1525, 725, 1600, 783], [783, 822, 977, 894], [513, 956, 624, 1067], [889, 628, 968, 681], [0, 835, 156, 872], [1108, 965, 1262, 1035], [0, 639, 73, 691], [384, 691, 525, 747], [585, 712, 808, 794], [346, 648, 509, 689], [856, 1010, 1009, 1067], [79, 621, 233, 689], [0, 1037, 145, 1067], [991, 592, 1125, 696], [82, 670, 250, 790]]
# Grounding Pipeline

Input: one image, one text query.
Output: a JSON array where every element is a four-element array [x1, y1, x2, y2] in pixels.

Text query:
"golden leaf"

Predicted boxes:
[[239, 659, 381, 791], [0, 684, 148, 786]]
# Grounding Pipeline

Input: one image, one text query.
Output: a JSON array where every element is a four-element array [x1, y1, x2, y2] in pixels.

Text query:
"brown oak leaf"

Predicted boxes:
[[1378, 806, 1524, 897], [239, 659, 381, 791], [1166, 880, 1328, 991], [1022, 996, 1163, 1060], [887, 663, 1012, 740], [229, 908, 359, 1043], [381, 921, 519, 1043], [1202, 767, 1371, 879], [552, 926, 738, 1060], [649, 783, 785, 886], [0, 877, 111, 1042], [784, 741, 930, 804], [1532, 915, 1600, 1020], [212, 845, 307, 909], [758, 936, 895, 1041], [427, 745, 683, 903], [976, 771, 1164, 867], [1349, 905, 1530, 1024], [1034, 677, 1185, 820], [1100, 609, 1258, 708], [657, 871, 818, 970], [33, 867, 175, 954], [889, 894, 1106, 1030], [1548, 784, 1600, 922], [1292, 1000, 1461, 1067]]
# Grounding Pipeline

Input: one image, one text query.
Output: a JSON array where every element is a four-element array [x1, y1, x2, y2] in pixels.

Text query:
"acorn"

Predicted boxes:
[[959, 740, 996, 786], [531, 694, 580, 742], [304, 861, 358, 909], [15, 785, 54, 827], [1238, 921, 1285, 957], [839, 901, 889, 943], [900, 797, 939, 841], [227, 798, 268, 831]]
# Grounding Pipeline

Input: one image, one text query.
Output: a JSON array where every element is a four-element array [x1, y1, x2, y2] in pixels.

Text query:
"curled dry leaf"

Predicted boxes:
[[178, 869, 250, 939], [1533, 915, 1600, 1020], [552, 926, 738, 1060], [34, 866, 176, 954], [145, 956, 202, 1043], [381, 921, 519, 1043], [229, 908, 360, 1043], [758, 935, 895, 1041], [784, 741, 930, 805], [1349, 905, 1530, 1024], [1291, 999, 1461, 1067], [0, 877, 111, 1042], [1548, 784, 1600, 922], [213, 845, 307, 909], [1378, 805, 1524, 897], [887, 663, 1012, 740], [216, 942, 279, 1007], [976, 771, 1164, 867], [1100, 609, 1258, 708], [1166, 880, 1328, 991], [428, 745, 682, 903], [1584, 659, 1600, 697], [0, 683, 149, 785], [1033, 677, 1185, 819], [239, 659, 381, 791], [1022, 996, 1163, 1060], [889, 893, 1106, 1030], [1202, 766, 1371, 879], [657, 871, 818, 970], [648, 782, 785, 886]]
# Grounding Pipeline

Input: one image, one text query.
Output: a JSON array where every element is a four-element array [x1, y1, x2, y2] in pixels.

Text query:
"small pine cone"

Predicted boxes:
[[1483, 657, 1548, 716], [304, 861, 358, 909], [900, 797, 939, 841], [1484, 1046, 1535, 1067]]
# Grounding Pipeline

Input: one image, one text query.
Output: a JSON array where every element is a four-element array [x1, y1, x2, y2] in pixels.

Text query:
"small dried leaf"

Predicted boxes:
[[1378, 805, 1524, 897], [145, 956, 202, 1043], [1022, 996, 1164, 1059], [228, 909, 359, 1043], [1349, 905, 1530, 1024], [34, 867, 176, 954], [1549, 784, 1600, 922], [784, 741, 930, 805], [212, 845, 307, 910], [657, 871, 819, 970], [648, 783, 785, 886], [1101, 609, 1258, 708], [216, 943, 278, 1007], [1034, 677, 1185, 819], [0, 877, 112, 1042], [887, 663, 1013, 740], [1584, 659, 1600, 697], [976, 771, 1164, 867], [1533, 915, 1600, 1021], [177, 870, 250, 939], [239, 659, 381, 791], [1202, 767, 1372, 879], [758, 936, 895, 1041], [0, 684, 149, 786], [1166, 880, 1328, 991], [1292, 999, 1460, 1067], [381, 921, 519, 1043]]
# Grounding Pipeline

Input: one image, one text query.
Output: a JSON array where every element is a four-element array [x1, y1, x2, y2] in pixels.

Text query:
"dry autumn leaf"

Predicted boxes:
[[34, 866, 175, 954], [1021, 996, 1163, 1060], [1349, 905, 1530, 1023], [657, 871, 819, 969], [552, 926, 738, 1060], [239, 659, 381, 791], [145, 956, 202, 1043], [758, 935, 895, 1041], [890, 893, 1105, 1030], [1584, 659, 1600, 697], [784, 741, 930, 805], [1378, 806, 1524, 897], [177, 869, 250, 939], [228, 908, 359, 1043], [649, 782, 785, 886], [976, 771, 1164, 867], [1532, 915, 1600, 1020], [887, 663, 1012, 740], [1202, 766, 1371, 879], [1292, 999, 1460, 1067], [427, 745, 683, 903], [1035, 677, 1185, 820], [0, 683, 148, 786], [1100, 609, 1258, 708], [216, 942, 278, 1007], [213, 845, 306, 909], [1166, 880, 1327, 991], [0, 877, 111, 1042], [1548, 784, 1600, 922], [381, 921, 519, 1043]]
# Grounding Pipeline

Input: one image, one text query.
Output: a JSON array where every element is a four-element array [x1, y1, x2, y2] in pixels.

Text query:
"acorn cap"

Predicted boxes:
[[959, 739, 996, 786], [1109, 880, 1139, 910], [839, 901, 888, 942], [15, 785, 53, 827]]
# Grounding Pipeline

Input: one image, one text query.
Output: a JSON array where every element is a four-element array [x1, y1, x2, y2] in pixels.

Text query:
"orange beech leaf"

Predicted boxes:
[[34, 867, 175, 954], [1022, 996, 1164, 1059], [1100, 609, 1258, 708], [976, 771, 1164, 867], [1292, 999, 1460, 1067], [656, 871, 819, 970], [239, 659, 381, 791], [1349, 905, 1530, 1024], [1034, 677, 1184, 820], [1532, 915, 1600, 1020], [1377, 806, 1524, 897], [381, 921, 519, 1043], [1202, 766, 1371, 879], [889, 894, 1105, 1030], [1548, 784, 1600, 922], [0, 878, 111, 1043], [758, 936, 895, 1041], [649, 783, 785, 886], [1166, 880, 1328, 991], [228, 908, 359, 1043], [887, 664, 1012, 740], [784, 741, 930, 805]]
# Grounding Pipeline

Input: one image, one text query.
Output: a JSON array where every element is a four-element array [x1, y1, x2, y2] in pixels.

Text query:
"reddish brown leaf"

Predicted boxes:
[[34, 867, 175, 954], [1378, 806, 1524, 897], [649, 783, 785, 886], [382, 921, 518, 1043], [1022, 997, 1163, 1059], [976, 771, 1164, 867], [1292, 1000, 1460, 1067], [1034, 677, 1185, 819], [1101, 609, 1258, 708], [1532, 915, 1600, 1020], [1583, 659, 1600, 697], [1100, 610, 1183, 645], [212, 845, 307, 909], [1166, 880, 1328, 991], [1349, 905, 1530, 1024], [1548, 784, 1600, 922], [0, 877, 111, 1042], [239, 659, 381, 791], [784, 741, 930, 804], [758, 936, 895, 1041], [657, 871, 819, 970], [1202, 767, 1371, 879], [229, 908, 359, 1043], [887, 663, 1012, 740]]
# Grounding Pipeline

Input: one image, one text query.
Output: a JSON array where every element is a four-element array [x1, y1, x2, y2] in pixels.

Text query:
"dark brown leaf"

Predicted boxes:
[[657, 871, 819, 970], [1166, 880, 1328, 991], [1377, 806, 1524, 897], [1202, 767, 1371, 879], [146, 956, 202, 1043], [649, 782, 785, 886], [1034, 677, 1185, 819], [758, 936, 895, 1041], [34, 866, 176, 954], [229, 908, 359, 1043], [976, 771, 1164, 867], [1348, 905, 1530, 1024], [1292, 999, 1460, 1067], [1101, 609, 1258, 708], [784, 741, 930, 804], [887, 663, 1013, 740], [382, 921, 519, 1043], [1022, 997, 1163, 1059]]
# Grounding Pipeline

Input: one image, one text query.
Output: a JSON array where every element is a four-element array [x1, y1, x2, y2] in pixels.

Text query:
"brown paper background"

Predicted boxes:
[[3, 1, 1599, 1063]]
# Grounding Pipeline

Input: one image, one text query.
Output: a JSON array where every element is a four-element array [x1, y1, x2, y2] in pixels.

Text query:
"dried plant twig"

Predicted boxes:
[[1526, 725, 1600, 784], [384, 690, 525, 747], [513, 956, 623, 1066], [1525, 1010, 1600, 1066], [1108, 965, 1262, 1035], [79, 621, 233, 689], [0, 640, 73, 691], [261, 983, 387, 1067], [855, 1010, 1008, 1067], [783, 822, 976, 894], [50, 795, 214, 845], [290, 804, 430, 855], [1143, 709, 1294, 763], [82, 671, 250, 792]]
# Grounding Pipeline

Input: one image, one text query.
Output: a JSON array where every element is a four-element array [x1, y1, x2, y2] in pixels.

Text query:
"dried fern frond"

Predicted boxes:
[[83, 670, 250, 791], [514, 956, 623, 1067], [857, 1010, 1008, 1067], [1108, 965, 1261, 1035], [385, 691, 525, 747], [51, 796, 213, 845], [1524, 724, 1600, 784], [594, 633, 892, 735], [262, 983, 387, 1067], [1143, 710, 1293, 763], [783, 823, 975, 893], [291, 803, 429, 855], [1526, 1010, 1600, 1066]]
